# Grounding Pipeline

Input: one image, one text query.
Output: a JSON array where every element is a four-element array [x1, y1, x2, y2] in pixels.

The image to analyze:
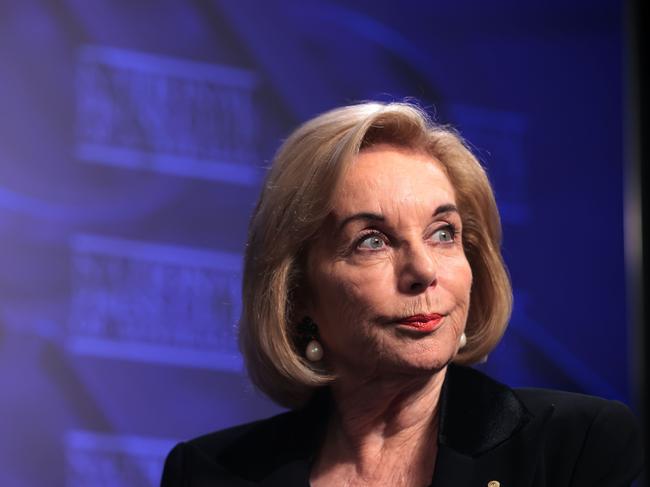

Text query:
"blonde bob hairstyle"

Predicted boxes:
[[239, 101, 512, 408]]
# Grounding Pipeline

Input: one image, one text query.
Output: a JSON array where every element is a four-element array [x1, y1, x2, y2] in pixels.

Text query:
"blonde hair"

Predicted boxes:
[[239, 102, 512, 408]]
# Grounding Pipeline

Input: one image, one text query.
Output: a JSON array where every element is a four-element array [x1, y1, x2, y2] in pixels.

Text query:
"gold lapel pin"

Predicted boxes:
[[487, 482, 500, 487]]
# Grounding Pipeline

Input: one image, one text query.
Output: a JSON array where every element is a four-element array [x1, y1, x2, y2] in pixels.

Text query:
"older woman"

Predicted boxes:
[[161, 102, 642, 486]]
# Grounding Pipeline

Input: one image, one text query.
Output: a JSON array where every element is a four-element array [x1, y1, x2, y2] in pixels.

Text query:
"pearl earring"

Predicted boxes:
[[306, 339, 324, 362], [459, 332, 467, 349], [298, 316, 324, 362]]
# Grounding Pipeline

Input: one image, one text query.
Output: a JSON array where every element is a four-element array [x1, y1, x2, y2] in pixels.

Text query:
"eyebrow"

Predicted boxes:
[[433, 203, 459, 216], [337, 204, 459, 234]]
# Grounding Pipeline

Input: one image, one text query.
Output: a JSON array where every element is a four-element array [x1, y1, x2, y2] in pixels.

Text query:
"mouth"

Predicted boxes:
[[393, 313, 445, 333]]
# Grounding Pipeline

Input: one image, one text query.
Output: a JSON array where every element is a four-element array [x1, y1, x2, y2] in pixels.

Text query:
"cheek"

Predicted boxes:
[[307, 259, 394, 340], [314, 262, 391, 314], [440, 256, 473, 303]]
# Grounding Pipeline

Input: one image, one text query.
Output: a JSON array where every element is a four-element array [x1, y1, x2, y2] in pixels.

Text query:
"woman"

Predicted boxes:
[[161, 102, 643, 486]]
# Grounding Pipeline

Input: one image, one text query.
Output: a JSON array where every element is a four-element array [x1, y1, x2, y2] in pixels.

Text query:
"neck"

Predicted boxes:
[[315, 367, 446, 482]]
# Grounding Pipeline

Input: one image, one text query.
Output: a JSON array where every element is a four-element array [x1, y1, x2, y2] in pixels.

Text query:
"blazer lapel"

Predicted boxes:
[[431, 365, 554, 486], [431, 405, 554, 486]]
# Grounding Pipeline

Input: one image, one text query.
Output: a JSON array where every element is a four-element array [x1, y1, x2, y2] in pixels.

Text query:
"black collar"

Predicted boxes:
[[218, 364, 534, 484], [438, 364, 531, 456]]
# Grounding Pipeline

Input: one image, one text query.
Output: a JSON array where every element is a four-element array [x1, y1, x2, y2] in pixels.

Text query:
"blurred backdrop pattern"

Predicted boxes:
[[0, 1, 634, 486]]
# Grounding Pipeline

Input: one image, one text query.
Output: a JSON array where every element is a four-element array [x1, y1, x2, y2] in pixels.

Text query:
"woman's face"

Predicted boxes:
[[305, 144, 472, 379]]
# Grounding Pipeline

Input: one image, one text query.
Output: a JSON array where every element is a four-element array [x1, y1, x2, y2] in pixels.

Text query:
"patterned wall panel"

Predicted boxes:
[[75, 46, 259, 185], [68, 234, 242, 371]]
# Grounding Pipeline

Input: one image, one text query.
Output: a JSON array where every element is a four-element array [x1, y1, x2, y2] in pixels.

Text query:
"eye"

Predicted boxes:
[[431, 225, 456, 243], [357, 234, 386, 251]]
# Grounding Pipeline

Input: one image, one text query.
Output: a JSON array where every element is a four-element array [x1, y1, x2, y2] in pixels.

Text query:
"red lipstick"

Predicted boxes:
[[397, 313, 444, 333]]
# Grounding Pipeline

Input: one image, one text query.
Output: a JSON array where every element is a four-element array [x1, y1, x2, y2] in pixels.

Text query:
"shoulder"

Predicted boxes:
[[514, 387, 644, 485], [445, 366, 643, 484], [515, 387, 640, 438], [161, 411, 291, 484], [448, 365, 641, 447], [187, 409, 296, 458], [161, 405, 321, 486]]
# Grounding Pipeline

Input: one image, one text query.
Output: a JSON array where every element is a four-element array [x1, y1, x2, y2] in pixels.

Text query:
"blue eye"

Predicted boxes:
[[358, 234, 386, 250], [432, 226, 455, 243]]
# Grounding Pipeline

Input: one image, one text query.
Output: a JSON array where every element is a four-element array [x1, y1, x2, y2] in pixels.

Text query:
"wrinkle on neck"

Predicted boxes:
[[312, 367, 446, 484]]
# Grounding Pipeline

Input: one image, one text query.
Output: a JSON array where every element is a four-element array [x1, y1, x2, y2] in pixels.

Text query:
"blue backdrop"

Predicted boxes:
[[0, 1, 633, 486]]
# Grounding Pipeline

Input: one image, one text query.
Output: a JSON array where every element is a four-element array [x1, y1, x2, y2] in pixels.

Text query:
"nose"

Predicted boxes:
[[398, 242, 437, 294]]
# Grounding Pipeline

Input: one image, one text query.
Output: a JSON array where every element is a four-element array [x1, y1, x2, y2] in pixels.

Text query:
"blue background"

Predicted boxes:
[[0, 1, 635, 486]]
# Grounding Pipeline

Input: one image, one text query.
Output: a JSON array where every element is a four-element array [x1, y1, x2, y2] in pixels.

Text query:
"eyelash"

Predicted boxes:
[[354, 223, 459, 251]]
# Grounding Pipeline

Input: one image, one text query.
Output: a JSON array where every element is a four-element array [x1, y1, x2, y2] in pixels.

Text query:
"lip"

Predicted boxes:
[[396, 313, 445, 333]]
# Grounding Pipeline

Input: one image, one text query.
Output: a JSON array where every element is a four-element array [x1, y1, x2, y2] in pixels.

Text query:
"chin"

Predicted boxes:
[[375, 351, 453, 377]]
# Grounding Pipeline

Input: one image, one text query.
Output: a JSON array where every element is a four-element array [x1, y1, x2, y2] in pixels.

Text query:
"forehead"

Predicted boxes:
[[332, 145, 456, 213]]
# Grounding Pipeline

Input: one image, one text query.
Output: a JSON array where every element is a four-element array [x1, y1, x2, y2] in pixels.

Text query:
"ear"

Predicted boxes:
[[290, 259, 316, 320], [289, 241, 325, 334], [287, 284, 311, 329], [290, 297, 314, 325]]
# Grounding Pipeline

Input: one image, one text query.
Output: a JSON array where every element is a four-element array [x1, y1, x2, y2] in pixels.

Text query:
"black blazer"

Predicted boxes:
[[161, 365, 643, 486]]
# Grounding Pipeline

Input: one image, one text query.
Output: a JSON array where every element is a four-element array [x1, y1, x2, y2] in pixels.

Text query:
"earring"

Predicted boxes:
[[459, 332, 467, 349], [298, 316, 324, 362], [306, 339, 323, 362]]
